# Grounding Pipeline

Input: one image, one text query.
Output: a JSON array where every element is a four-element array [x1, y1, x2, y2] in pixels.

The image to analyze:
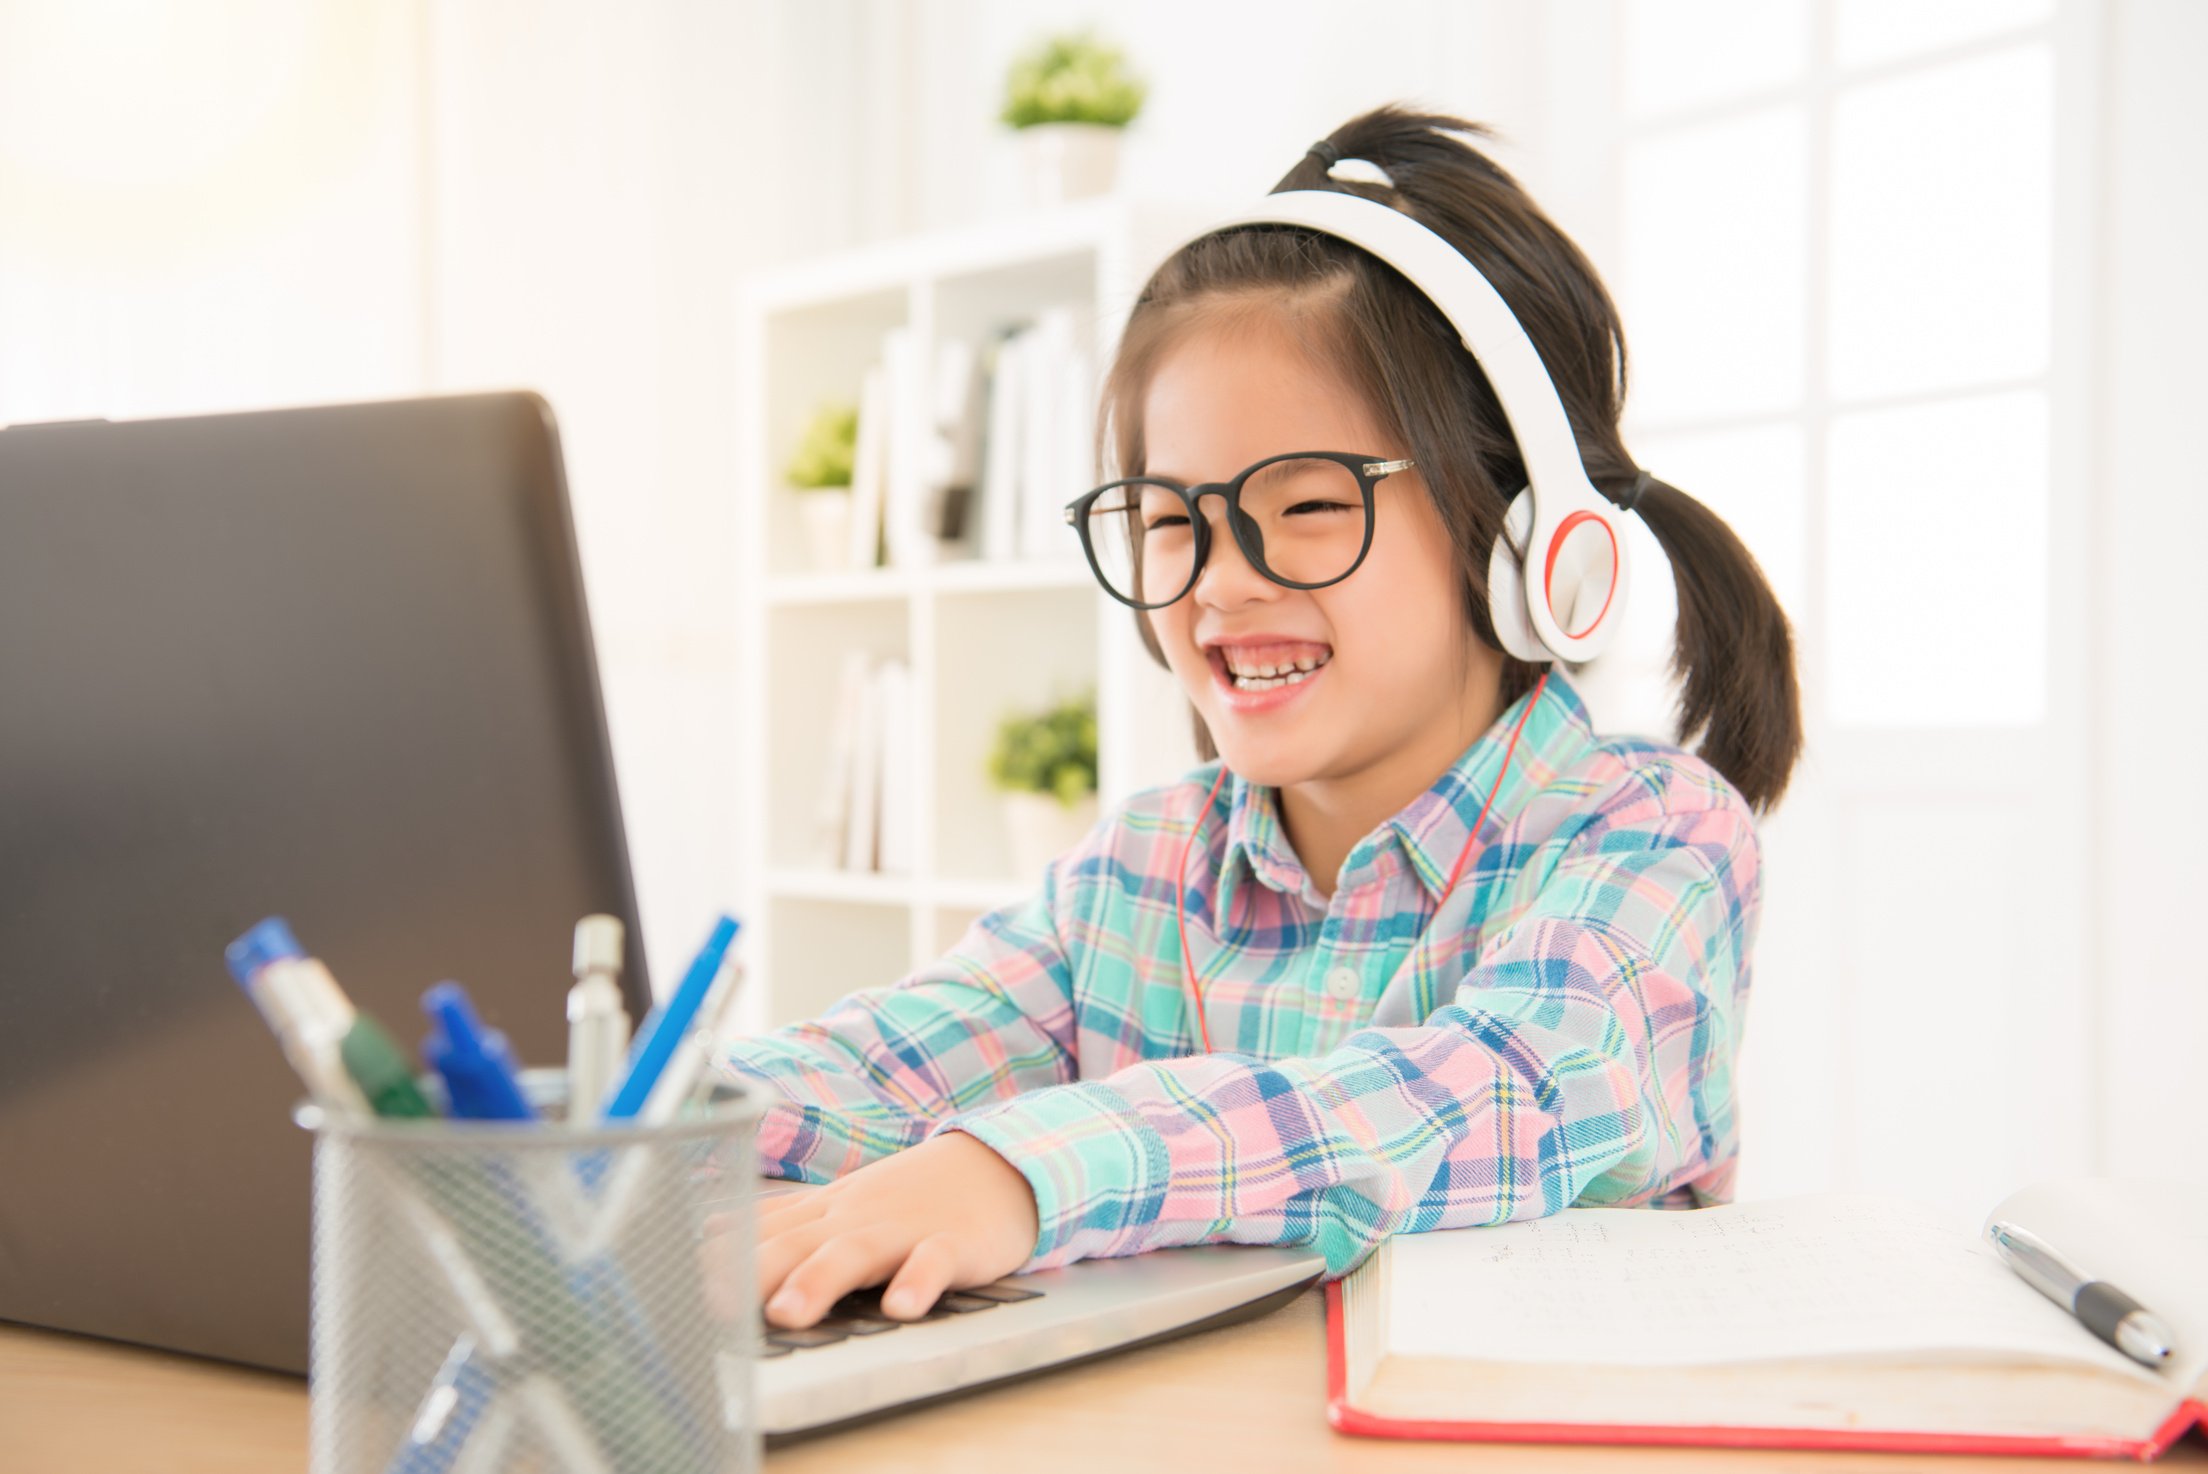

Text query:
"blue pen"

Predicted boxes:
[[421, 983, 538, 1121], [385, 1336, 500, 1474], [599, 915, 739, 1122]]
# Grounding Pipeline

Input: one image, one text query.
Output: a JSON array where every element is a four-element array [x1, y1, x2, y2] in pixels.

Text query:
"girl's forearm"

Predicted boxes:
[[938, 905, 1743, 1278]]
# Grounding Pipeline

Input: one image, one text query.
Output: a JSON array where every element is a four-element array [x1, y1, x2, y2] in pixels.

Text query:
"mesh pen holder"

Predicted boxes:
[[296, 1069, 767, 1474]]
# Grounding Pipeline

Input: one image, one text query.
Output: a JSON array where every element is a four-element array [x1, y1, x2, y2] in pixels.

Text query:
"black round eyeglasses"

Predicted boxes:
[[1061, 451, 1416, 610]]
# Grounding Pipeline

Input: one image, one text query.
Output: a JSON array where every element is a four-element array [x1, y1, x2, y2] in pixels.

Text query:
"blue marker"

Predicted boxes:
[[599, 914, 739, 1122], [421, 983, 538, 1121]]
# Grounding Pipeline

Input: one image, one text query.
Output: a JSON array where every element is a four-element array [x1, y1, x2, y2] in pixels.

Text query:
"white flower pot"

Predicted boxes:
[[795, 488, 853, 573], [1002, 790, 1099, 881], [1016, 122, 1122, 208]]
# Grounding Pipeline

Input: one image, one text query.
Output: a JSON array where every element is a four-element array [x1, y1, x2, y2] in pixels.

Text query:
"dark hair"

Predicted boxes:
[[1095, 103, 1803, 811]]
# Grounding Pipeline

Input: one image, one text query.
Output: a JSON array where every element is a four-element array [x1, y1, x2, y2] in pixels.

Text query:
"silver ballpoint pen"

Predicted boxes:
[[1986, 1220, 2179, 1368]]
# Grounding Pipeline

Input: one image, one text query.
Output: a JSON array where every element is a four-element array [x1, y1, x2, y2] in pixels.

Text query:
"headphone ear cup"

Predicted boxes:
[[1486, 486, 1548, 663]]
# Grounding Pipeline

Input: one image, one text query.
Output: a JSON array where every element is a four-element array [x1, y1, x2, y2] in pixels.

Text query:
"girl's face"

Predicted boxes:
[[1140, 315, 1504, 797]]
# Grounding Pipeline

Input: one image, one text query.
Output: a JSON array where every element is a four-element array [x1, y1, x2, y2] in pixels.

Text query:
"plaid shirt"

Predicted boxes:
[[717, 671, 1761, 1278]]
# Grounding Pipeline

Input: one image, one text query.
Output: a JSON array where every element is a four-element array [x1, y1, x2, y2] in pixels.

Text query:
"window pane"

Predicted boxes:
[[1629, 423, 1807, 620], [1836, 0, 2053, 71], [1829, 46, 2051, 400], [1623, 0, 1807, 119], [1621, 107, 1805, 425], [1826, 390, 2047, 726]]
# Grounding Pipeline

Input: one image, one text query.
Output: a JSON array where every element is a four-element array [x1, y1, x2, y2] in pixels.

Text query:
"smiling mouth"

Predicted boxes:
[[1207, 642, 1333, 692]]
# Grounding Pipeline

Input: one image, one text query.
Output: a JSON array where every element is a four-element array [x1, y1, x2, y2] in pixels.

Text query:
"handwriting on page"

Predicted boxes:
[[1384, 1194, 2142, 1374]]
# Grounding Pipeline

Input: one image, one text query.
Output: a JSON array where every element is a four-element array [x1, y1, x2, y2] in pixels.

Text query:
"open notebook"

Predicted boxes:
[[1330, 1177, 2208, 1459]]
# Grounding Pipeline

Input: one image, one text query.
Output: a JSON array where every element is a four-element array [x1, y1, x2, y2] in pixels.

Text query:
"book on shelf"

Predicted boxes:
[[1329, 1175, 2208, 1460], [845, 362, 889, 571], [839, 658, 882, 871], [1049, 304, 1096, 558], [817, 650, 868, 864], [881, 325, 932, 569], [832, 304, 1097, 573], [873, 657, 914, 874], [977, 328, 1024, 563], [820, 651, 913, 875], [929, 334, 985, 547], [1015, 304, 1092, 562]]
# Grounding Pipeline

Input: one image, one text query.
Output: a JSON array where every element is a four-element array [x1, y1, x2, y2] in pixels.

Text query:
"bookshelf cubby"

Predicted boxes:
[[736, 193, 1228, 1027]]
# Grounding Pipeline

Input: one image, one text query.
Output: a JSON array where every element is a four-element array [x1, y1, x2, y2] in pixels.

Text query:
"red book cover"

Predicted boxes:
[[1324, 1281, 2208, 1461]]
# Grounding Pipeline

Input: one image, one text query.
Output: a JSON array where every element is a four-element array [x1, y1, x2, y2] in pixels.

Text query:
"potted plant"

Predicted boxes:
[[987, 690, 1100, 880], [785, 401, 859, 572], [999, 29, 1147, 208]]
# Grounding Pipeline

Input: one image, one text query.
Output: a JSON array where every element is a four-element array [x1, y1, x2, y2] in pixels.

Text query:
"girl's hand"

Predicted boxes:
[[754, 1131, 1040, 1329]]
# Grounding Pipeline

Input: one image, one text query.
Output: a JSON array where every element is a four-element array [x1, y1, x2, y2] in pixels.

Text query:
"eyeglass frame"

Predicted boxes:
[[1061, 450, 1417, 611]]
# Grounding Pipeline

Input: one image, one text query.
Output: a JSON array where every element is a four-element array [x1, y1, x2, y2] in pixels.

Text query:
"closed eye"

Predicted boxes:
[[1144, 513, 1191, 530], [1286, 501, 1354, 515]]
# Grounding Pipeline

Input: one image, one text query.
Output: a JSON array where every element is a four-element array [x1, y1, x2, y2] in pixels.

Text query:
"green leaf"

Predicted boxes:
[[1000, 29, 1147, 129], [785, 401, 859, 489], [987, 689, 1099, 802]]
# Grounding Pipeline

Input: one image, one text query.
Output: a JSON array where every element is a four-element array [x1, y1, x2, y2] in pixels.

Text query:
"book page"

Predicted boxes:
[[1384, 1193, 2161, 1376]]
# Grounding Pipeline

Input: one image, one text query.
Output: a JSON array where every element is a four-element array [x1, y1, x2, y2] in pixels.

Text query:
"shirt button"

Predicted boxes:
[[1324, 966, 1360, 1001]]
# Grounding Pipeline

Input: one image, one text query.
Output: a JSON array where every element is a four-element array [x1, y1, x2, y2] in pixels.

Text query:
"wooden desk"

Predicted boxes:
[[4, 1291, 2201, 1473]]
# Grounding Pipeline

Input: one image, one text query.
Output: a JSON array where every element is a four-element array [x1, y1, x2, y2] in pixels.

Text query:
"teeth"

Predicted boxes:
[[1220, 647, 1331, 680], [1231, 665, 1321, 692]]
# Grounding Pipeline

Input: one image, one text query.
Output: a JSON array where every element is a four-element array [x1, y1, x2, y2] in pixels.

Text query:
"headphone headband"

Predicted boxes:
[[1158, 189, 1629, 663]]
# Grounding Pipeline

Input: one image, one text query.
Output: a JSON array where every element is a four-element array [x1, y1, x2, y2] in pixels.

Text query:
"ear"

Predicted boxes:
[[1484, 486, 1549, 663]]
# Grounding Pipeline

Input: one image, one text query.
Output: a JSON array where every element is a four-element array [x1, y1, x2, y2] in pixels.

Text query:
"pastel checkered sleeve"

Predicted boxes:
[[715, 855, 1086, 1182], [939, 757, 1759, 1278]]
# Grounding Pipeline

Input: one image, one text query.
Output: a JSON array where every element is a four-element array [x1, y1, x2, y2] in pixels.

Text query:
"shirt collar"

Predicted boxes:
[[1211, 671, 1595, 928]]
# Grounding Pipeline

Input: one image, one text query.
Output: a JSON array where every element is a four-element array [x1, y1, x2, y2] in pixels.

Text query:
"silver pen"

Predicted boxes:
[[1986, 1219, 2179, 1368], [565, 914, 631, 1127]]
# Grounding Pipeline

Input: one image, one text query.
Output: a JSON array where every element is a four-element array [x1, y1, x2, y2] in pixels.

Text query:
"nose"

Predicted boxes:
[[1188, 489, 1275, 608]]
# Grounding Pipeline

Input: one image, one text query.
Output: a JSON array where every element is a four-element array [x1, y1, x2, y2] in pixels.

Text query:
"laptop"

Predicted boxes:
[[0, 392, 1326, 1431], [748, 1180, 1322, 1442], [0, 392, 651, 1371]]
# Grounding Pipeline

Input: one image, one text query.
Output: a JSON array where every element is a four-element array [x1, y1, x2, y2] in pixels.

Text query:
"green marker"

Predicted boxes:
[[339, 1014, 436, 1119]]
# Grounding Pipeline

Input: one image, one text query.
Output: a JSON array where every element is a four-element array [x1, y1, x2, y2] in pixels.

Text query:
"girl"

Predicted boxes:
[[724, 103, 1801, 1331]]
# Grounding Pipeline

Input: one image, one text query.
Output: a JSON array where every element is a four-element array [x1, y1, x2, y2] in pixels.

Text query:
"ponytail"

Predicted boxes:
[[1623, 477, 1801, 810]]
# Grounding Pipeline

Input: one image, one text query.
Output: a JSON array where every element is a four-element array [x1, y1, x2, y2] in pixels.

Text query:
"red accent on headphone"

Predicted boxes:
[[1542, 511, 1619, 641], [1172, 669, 1551, 1055]]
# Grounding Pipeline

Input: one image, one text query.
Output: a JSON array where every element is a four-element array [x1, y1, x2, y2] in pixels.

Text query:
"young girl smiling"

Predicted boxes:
[[723, 103, 1801, 1330]]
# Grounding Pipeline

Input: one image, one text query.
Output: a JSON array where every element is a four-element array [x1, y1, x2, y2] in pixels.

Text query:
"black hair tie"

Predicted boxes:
[[1307, 139, 1342, 169], [1620, 468, 1654, 513]]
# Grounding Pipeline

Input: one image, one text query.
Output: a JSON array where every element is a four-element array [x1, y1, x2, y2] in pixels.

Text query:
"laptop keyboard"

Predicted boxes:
[[759, 1282, 1044, 1356]]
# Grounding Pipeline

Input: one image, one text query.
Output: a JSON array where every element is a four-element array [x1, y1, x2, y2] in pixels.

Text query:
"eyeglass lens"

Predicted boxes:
[[1080, 457, 1368, 605]]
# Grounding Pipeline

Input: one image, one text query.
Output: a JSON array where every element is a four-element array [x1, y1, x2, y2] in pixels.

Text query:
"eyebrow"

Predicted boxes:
[[1141, 452, 1346, 483], [1141, 464, 1247, 485]]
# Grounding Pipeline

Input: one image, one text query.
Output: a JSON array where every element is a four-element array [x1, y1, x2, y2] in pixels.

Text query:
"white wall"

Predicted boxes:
[[2094, 0, 2208, 1175], [0, 2, 425, 417], [876, 0, 1536, 232], [0, 0, 854, 983], [418, 0, 757, 981]]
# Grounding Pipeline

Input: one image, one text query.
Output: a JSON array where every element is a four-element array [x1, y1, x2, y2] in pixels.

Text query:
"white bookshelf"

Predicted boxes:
[[735, 193, 1227, 1027]]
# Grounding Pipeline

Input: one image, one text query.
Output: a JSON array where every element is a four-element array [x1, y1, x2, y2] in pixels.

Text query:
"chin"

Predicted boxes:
[[1214, 753, 1315, 789], [1202, 722, 1324, 789]]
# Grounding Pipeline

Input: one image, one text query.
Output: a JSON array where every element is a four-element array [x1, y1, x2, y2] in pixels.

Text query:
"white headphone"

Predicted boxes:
[[1160, 188, 1633, 665]]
